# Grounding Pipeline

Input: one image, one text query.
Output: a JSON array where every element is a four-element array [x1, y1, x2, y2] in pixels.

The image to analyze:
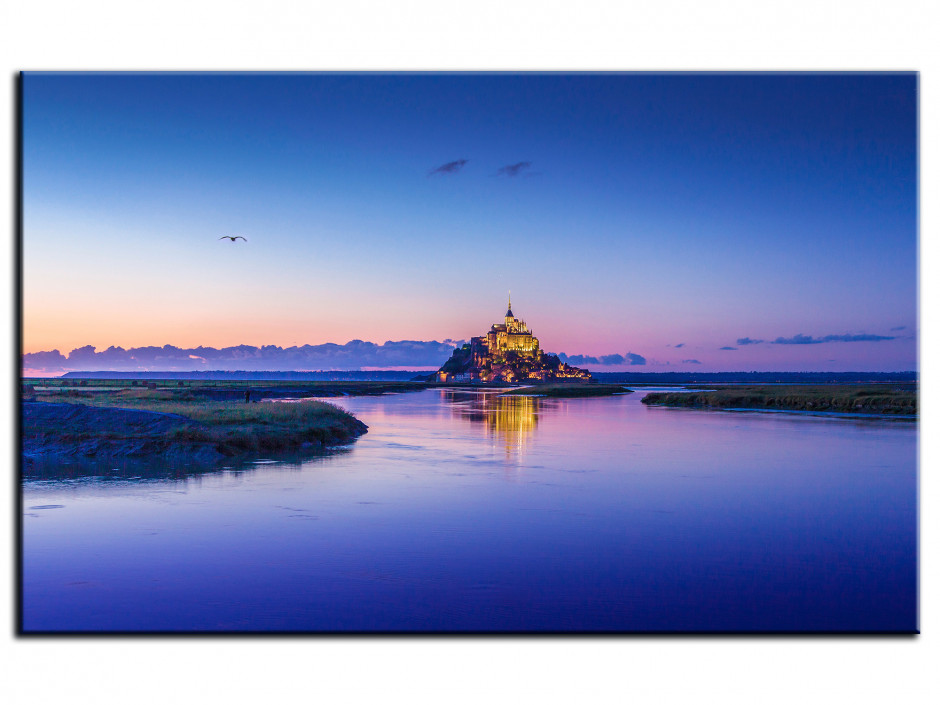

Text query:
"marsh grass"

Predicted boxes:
[[29, 387, 368, 454], [126, 398, 367, 452], [641, 385, 917, 415]]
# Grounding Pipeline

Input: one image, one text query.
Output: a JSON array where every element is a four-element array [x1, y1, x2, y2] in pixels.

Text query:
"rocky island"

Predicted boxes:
[[435, 296, 592, 384]]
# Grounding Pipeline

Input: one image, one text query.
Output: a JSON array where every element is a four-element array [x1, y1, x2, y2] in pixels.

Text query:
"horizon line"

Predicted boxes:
[[24, 369, 919, 378]]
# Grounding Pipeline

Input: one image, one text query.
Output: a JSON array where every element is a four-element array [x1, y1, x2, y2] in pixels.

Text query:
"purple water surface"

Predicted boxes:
[[21, 389, 917, 632]]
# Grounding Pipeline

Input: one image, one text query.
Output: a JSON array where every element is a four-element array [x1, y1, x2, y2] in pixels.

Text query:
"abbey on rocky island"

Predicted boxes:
[[436, 295, 592, 383]]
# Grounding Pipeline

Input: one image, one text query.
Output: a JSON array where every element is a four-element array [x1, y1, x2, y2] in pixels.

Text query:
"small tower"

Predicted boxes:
[[505, 292, 515, 329]]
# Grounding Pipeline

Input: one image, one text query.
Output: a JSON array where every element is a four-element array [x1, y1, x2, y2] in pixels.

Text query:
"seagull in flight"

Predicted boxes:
[[219, 235, 247, 242]]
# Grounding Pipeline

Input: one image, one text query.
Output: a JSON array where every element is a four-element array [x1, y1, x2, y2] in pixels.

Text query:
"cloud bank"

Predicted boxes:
[[23, 340, 468, 375], [557, 351, 646, 367], [774, 333, 897, 345], [558, 353, 599, 365], [737, 333, 897, 346]]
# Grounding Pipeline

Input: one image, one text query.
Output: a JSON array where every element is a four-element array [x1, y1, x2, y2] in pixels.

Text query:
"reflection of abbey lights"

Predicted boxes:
[[448, 391, 540, 458], [437, 294, 591, 383], [487, 395, 538, 456]]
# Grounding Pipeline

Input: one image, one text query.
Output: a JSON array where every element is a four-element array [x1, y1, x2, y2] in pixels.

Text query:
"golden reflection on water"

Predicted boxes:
[[443, 390, 540, 458]]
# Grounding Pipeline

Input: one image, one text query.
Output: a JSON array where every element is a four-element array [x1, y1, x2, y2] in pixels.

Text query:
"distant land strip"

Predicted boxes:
[[48, 370, 918, 383], [55, 370, 429, 381]]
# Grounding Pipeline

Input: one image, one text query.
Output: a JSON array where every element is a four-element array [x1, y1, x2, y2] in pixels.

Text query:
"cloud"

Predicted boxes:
[[626, 352, 646, 366], [719, 346, 738, 351], [557, 352, 639, 366], [22, 340, 468, 375], [673, 343, 685, 348], [823, 333, 897, 343], [681, 359, 702, 365], [736, 332, 898, 347], [772, 333, 897, 345], [496, 161, 532, 177], [21, 349, 68, 373], [66, 344, 99, 362], [771, 334, 817, 345], [558, 353, 600, 365], [428, 159, 468, 176], [890, 326, 907, 331]]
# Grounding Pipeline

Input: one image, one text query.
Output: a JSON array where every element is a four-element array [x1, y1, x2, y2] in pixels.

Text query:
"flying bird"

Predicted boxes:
[[219, 236, 247, 242]]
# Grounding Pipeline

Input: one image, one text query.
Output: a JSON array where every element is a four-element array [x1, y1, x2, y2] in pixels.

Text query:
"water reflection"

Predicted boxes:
[[22, 388, 917, 632], [22, 445, 354, 483], [442, 390, 540, 458]]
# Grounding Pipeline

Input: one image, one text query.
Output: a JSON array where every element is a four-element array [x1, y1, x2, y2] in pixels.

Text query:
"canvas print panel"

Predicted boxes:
[[20, 72, 917, 633]]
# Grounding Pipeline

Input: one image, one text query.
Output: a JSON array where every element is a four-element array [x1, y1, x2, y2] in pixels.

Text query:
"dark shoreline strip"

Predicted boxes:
[[640, 385, 917, 417]]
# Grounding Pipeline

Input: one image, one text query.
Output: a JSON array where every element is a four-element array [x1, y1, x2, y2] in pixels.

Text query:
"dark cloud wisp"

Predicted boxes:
[[496, 161, 532, 177], [429, 159, 468, 176]]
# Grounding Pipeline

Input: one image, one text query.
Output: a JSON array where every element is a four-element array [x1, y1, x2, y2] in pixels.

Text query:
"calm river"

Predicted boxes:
[[21, 388, 917, 632]]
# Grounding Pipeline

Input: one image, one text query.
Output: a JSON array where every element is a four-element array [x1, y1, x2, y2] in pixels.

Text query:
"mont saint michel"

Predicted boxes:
[[436, 296, 591, 383]]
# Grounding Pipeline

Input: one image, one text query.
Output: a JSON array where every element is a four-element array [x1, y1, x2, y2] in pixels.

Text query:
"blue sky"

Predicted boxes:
[[22, 72, 917, 371]]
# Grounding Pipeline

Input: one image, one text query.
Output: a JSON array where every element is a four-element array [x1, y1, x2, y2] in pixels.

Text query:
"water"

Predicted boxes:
[[21, 389, 917, 632]]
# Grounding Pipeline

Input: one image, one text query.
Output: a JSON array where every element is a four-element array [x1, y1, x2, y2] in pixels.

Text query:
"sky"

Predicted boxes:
[[22, 72, 918, 373]]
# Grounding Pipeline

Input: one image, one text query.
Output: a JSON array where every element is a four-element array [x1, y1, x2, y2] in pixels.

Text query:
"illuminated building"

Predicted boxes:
[[485, 294, 539, 355], [437, 295, 592, 383]]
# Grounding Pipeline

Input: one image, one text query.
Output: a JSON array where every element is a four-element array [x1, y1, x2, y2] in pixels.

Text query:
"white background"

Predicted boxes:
[[2, 2, 937, 703]]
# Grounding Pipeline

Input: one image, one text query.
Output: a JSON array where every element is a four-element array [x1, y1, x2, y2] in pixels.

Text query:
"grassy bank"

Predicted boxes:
[[500, 383, 631, 398], [640, 384, 917, 416], [158, 399, 368, 453], [24, 387, 369, 458]]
